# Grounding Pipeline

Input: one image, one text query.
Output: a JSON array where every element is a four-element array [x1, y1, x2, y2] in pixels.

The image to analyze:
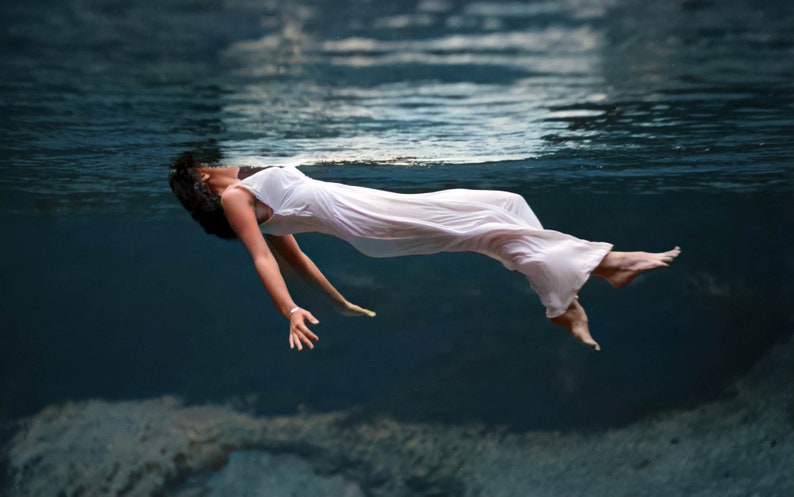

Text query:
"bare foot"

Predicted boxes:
[[550, 299, 601, 351], [594, 246, 681, 288]]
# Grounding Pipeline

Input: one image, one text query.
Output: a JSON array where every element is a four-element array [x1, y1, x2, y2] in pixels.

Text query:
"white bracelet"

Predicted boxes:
[[288, 306, 301, 317]]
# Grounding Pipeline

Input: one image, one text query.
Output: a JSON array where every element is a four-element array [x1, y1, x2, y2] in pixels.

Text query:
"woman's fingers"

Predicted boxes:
[[290, 329, 312, 350], [300, 327, 319, 342], [357, 306, 376, 317], [339, 302, 377, 317], [289, 309, 319, 351], [297, 326, 316, 349], [303, 309, 320, 325], [290, 333, 304, 351]]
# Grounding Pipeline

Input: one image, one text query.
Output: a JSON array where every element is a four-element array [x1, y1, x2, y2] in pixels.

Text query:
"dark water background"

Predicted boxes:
[[1, 0, 792, 431]]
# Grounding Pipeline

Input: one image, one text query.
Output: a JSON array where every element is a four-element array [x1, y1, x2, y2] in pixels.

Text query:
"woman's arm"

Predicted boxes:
[[220, 188, 319, 351], [266, 234, 376, 317]]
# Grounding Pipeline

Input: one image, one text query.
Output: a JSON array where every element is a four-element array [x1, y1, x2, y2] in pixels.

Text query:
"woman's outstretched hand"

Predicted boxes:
[[289, 308, 320, 351], [336, 300, 377, 318]]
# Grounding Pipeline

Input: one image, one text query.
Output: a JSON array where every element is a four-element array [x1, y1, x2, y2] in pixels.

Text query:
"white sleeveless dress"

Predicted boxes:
[[237, 167, 612, 318]]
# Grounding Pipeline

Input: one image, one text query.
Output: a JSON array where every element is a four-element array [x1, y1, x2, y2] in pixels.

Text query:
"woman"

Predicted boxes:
[[169, 155, 680, 352]]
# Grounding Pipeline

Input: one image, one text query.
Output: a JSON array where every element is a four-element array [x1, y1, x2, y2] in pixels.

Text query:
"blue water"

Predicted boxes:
[[1, 0, 792, 435]]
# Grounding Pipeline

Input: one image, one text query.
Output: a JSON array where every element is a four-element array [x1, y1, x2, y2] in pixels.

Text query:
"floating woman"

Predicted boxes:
[[169, 155, 680, 352]]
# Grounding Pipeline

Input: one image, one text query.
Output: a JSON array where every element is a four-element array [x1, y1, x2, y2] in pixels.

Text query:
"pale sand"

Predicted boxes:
[[4, 337, 791, 497]]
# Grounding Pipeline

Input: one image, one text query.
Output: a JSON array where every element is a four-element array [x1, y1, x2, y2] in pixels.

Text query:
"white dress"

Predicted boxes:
[[237, 167, 612, 318]]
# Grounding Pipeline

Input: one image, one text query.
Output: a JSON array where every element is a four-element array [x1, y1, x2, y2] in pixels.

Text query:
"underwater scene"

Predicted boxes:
[[1, 0, 792, 495]]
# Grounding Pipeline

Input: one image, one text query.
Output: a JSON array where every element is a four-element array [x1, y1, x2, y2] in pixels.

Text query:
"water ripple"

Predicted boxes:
[[0, 0, 792, 214]]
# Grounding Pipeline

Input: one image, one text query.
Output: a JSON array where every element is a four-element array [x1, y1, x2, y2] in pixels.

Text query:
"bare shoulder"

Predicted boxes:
[[221, 185, 255, 209], [220, 187, 257, 227]]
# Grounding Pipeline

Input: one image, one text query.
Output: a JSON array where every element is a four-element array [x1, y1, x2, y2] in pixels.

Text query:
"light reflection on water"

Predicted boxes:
[[219, 2, 611, 166], [0, 0, 791, 212]]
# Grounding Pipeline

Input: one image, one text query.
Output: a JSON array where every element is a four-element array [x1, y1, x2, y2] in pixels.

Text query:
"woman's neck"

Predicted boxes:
[[198, 166, 240, 195]]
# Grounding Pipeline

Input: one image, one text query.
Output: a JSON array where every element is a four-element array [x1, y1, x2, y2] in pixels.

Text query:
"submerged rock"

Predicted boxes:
[[4, 338, 792, 497], [173, 450, 365, 497]]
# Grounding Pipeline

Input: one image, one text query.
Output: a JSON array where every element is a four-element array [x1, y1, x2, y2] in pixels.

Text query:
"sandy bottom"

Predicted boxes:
[[3, 337, 791, 497]]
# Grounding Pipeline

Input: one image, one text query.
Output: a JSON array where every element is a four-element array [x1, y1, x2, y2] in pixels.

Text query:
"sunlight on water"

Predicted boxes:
[[219, 2, 610, 166], [1, 0, 791, 208]]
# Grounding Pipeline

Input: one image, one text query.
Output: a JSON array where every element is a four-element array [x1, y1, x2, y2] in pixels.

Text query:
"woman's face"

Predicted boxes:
[[196, 166, 240, 195], [196, 166, 238, 181]]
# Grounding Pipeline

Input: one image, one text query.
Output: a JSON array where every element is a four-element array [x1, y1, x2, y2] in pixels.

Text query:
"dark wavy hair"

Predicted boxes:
[[168, 153, 237, 239]]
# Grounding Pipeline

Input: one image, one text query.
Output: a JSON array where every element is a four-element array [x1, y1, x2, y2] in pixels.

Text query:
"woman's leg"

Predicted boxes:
[[592, 247, 681, 287], [487, 232, 613, 318], [550, 297, 600, 350], [549, 247, 681, 350]]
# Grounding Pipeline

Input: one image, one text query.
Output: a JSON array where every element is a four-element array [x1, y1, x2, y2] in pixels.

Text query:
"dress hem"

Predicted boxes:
[[544, 242, 613, 319]]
